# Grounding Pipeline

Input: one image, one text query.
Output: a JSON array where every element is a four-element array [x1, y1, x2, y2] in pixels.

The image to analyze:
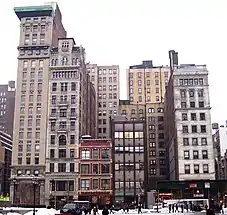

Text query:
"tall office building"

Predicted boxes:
[[87, 65, 120, 138], [0, 82, 15, 136], [122, 61, 170, 189], [11, 3, 66, 205], [165, 51, 215, 181], [45, 38, 96, 206]]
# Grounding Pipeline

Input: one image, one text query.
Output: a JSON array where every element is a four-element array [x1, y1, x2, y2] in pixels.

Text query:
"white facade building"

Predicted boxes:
[[45, 38, 96, 206], [168, 64, 215, 181]]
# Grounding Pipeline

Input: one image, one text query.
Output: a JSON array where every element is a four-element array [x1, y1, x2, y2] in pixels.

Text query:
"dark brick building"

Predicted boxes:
[[0, 81, 15, 137]]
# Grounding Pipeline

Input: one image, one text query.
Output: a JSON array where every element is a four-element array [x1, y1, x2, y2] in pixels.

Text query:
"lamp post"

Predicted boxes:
[[32, 177, 39, 215], [12, 178, 17, 206]]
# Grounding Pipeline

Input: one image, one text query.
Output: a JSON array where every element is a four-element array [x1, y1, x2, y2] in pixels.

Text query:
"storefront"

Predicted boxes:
[[78, 191, 112, 207]]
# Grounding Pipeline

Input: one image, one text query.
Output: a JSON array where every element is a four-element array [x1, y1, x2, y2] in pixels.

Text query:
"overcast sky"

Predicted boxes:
[[1, 0, 227, 124]]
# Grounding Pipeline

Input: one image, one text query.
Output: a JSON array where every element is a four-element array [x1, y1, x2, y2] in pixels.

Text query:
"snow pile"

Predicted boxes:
[[24, 208, 59, 215]]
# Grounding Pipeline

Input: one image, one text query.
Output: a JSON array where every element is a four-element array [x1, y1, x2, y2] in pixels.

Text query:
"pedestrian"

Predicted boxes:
[[169, 204, 172, 213], [175, 204, 178, 213], [181, 204, 184, 213], [138, 203, 142, 214], [102, 206, 109, 215]]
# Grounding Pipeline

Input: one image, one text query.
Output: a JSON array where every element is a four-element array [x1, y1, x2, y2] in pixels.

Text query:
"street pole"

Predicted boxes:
[[33, 181, 36, 215], [13, 179, 16, 206], [157, 190, 159, 213]]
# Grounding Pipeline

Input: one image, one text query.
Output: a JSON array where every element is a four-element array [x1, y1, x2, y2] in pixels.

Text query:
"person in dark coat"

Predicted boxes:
[[138, 204, 142, 214], [172, 204, 174, 213], [206, 207, 215, 215], [185, 204, 188, 212], [169, 204, 172, 213], [181, 204, 184, 213], [102, 206, 109, 215]]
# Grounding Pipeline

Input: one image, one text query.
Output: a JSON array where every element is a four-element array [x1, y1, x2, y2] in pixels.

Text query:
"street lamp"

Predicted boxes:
[[12, 178, 18, 206], [32, 177, 39, 215]]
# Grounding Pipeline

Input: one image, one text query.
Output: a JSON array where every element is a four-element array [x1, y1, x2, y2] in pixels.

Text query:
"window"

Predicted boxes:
[[50, 163, 54, 172], [59, 135, 66, 145], [61, 83, 68, 92], [157, 108, 163, 113], [93, 179, 99, 189], [26, 157, 31, 165], [156, 88, 159, 93], [101, 179, 110, 190], [81, 150, 90, 159], [70, 163, 74, 172], [184, 165, 190, 174], [181, 102, 186, 108], [194, 164, 199, 174], [150, 168, 156, 175], [192, 138, 198, 146], [93, 164, 98, 174], [201, 138, 207, 145], [149, 142, 156, 148], [183, 126, 188, 133], [70, 149, 75, 158], [148, 108, 155, 113], [52, 83, 57, 91], [101, 149, 110, 159], [192, 125, 197, 133], [58, 163, 66, 172], [182, 113, 188, 121], [189, 90, 194, 97], [71, 82, 76, 91], [183, 138, 189, 146], [62, 56, 68, 66], [18, 158, 22, 165], [59, 149, 66, 158], [184, 151, 190, 159], [199, 78, 203, 85], [92, 149, 99, 159], [81, 164, 90, 174], [198, 89, 204, 97], [190, 102, 195, 108], [35, 157, 39, 165], [191, 113, 197, 121], [51, 135, 55, 144], [193, 151, 199, 159], [202, 150, 208, 159], [199, 101, 204, 108], [81, 179, 90, 190], [201, 125, 206, 133], [203, 164, 209, 173], [70, 135, 75, 144], [60, 109, 67, 117], [180, 90, 186, 98], [101, 164, 110, 174], [71, 95, 76, 104], [200, 113, 206, 120]]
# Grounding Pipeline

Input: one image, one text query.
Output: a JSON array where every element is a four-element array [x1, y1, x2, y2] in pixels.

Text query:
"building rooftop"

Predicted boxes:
[[14, 3, 57, 20], [129, 60, 169, 69]]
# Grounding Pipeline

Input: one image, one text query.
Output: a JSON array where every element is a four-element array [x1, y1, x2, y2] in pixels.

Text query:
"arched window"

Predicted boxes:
[[62, 56, 68, 66], [51, 59, 55, 66], [148, 108, 155, 113], [72, 58, 76, 65], [131, 109, 136, 114], [157, 108, 164, 113], [139, 109, 143, 114], [55, 59, 58, 66], [59, 135, 66, 145], [75, 58, 79, 66]]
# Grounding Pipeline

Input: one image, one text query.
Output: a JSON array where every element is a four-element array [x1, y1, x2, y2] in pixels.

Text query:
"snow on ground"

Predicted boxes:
[[0, 207, 217, 215]]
